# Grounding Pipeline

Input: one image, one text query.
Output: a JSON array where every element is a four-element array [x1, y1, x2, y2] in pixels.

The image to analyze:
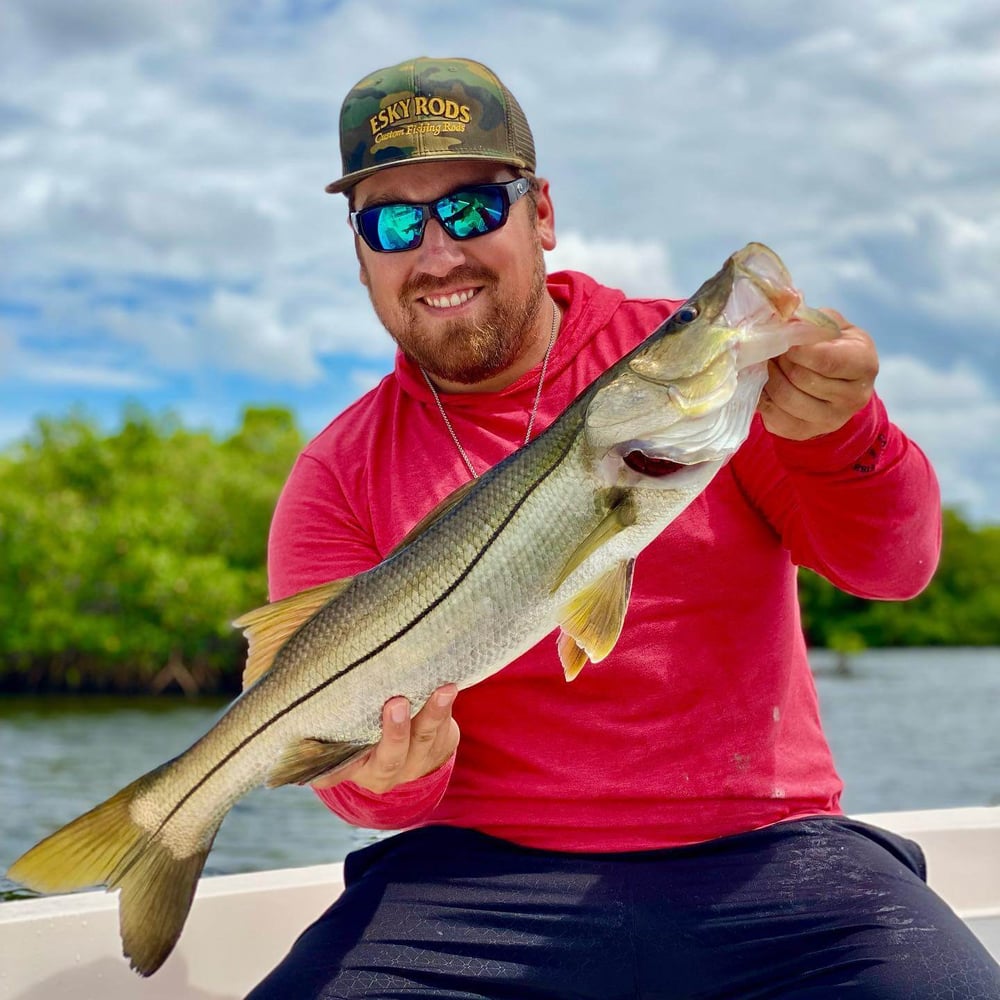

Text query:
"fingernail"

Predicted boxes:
[[389, 702, 408, 724], [435, 688, 456, 708]]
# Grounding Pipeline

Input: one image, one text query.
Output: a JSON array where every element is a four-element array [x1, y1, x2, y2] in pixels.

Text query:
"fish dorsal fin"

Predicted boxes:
[[266, 737, 375, 787], [387, 479, 480, 557], [556, 558, 635, 681], [233, 578, 352, 690], [552, 495, 636, 593]]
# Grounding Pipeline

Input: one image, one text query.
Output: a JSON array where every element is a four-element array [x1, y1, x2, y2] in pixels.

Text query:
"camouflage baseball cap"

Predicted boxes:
[[326, 57, 536, 194]]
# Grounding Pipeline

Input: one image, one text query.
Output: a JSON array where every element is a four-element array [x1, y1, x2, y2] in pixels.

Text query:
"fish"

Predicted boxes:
[[6, 242, 839, 976]]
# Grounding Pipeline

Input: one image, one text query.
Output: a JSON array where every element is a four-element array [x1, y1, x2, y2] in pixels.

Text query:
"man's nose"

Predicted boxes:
[[412, 219, 467, 275]]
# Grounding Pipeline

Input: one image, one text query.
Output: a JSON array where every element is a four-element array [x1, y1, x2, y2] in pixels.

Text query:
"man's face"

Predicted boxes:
[[352, 160, 556, 387]]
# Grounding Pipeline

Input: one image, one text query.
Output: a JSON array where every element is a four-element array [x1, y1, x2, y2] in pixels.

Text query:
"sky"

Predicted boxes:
[[1, 0, 998, 522]]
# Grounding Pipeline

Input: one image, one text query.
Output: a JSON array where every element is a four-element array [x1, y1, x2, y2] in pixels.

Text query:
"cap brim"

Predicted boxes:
[[325, 151, 532, 194]]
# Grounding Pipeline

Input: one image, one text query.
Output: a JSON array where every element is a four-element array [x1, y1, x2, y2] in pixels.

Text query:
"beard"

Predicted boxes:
[[365, 247, 549, 386]]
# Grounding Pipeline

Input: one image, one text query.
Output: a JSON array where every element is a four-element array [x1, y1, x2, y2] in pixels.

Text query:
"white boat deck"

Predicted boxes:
[[2, 807, 998, 999]]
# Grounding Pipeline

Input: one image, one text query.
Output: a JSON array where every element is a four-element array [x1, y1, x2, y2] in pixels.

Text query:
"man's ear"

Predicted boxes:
[[534, 178, 556, 252]]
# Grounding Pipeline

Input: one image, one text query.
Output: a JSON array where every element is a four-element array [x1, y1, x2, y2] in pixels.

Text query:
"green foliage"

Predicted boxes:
[[798, 509, 1000, 649], [0, 406, 303, 692]]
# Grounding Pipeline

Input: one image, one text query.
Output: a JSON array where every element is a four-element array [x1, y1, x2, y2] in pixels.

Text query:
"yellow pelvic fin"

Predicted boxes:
[[7, 769, 219, 977], [266, 737, 375, 788], [552, 495, 636, 593], [555, 558, 635, 681], [387, 479, 480, 557], [233, 577, 353, 690]]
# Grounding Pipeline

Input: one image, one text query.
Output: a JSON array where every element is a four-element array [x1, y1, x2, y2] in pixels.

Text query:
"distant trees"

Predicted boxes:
[[798, 509, 1000, 652], [0, 407, 997, 693], [0, 406, 302, 692]]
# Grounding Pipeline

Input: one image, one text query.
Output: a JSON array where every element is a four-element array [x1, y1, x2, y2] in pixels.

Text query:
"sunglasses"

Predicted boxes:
[[350, 177, 531, 253]]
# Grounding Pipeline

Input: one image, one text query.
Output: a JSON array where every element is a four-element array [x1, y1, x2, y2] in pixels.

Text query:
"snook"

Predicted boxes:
[[7, 242, 839, 975]]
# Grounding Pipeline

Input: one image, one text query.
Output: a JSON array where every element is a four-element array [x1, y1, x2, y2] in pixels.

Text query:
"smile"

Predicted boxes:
[[421, 288, 479, 310]]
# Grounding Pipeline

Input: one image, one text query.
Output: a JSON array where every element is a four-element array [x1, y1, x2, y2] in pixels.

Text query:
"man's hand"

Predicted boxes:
[[311, 684, 460, 794], [758, 310, 879, 441]]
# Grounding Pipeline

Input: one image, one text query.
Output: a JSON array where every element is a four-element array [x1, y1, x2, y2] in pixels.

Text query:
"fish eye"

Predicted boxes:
[[674, 304, 699, 324]]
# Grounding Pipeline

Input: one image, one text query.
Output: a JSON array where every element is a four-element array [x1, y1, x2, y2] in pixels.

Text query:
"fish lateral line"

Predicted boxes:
[[145, 426, 582, 834]]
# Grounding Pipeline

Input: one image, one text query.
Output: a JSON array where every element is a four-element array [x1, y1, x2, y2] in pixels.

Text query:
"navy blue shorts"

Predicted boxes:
[[247, 818, 1000, 999]]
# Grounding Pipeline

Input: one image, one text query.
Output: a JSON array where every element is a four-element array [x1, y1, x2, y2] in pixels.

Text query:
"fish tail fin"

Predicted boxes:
[[116, 829, 217, 977], [7, 772, 219, 976]]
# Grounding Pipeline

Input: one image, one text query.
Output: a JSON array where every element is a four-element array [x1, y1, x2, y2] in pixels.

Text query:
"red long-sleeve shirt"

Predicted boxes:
[[268, 270, 941, 852]]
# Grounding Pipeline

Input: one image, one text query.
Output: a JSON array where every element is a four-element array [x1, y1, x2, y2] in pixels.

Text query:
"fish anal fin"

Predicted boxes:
[[552, 497, 636, 592], [555, 559, 635, 680], [266, 738, 375, 788], [233, 578, 353, 690], [557, 631, 590, 682], [388, 479, 480, 557]]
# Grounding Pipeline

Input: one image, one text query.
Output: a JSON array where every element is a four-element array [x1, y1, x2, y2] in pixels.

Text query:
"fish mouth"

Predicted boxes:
[[587, 242, 839, 475], [722, 244, 840, 369]]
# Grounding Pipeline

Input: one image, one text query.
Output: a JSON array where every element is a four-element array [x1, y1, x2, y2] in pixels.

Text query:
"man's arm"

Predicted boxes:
[[738, 311, 941, 598]]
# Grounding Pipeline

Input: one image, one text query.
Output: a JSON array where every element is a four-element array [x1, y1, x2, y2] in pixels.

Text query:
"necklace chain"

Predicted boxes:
[[422, 301, 559, 481]]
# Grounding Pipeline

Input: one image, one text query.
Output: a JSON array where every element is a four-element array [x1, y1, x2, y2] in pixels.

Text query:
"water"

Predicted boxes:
[[809, 647, 1000, 814], [0, 697, 382, 900], [2, 648, 998, 898]]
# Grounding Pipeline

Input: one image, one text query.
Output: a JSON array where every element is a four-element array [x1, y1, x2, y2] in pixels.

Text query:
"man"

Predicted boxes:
[[249, 58, 1000, 998]]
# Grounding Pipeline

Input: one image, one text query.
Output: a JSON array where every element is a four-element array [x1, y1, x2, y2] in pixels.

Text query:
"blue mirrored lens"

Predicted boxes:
[[436, 188, 506, 239], [361, 204, 425, 251]]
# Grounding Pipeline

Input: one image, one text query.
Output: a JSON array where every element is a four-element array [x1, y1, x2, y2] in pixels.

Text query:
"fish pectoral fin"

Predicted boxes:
[[555, 558, 635, 681], [233, 578, 354, 690], [266, 737, 375, 788], [552, 497, 636, 592], [386, 479, 480, 557]]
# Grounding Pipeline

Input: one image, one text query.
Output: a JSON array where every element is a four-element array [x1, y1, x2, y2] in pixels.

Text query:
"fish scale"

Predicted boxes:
[[6, 242, 840, 976]]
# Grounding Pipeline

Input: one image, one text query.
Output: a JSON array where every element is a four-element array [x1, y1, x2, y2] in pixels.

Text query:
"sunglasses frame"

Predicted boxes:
[[350, 177, 531, 253]]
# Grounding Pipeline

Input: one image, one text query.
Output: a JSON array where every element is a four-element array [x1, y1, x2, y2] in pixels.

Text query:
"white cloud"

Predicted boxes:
[[0, 322, 156, 390], [203, 289, 322, 384], [0, 0, 213, 59], [546, 233, 677, 299], [1, 0, 999, 518], [877, 355, 1000, 521], [194, 282, 393, 385], [16, 361, 157, 390]]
